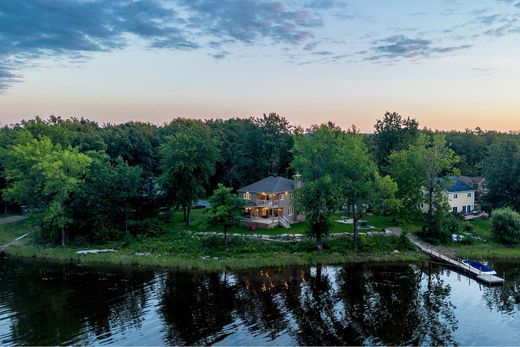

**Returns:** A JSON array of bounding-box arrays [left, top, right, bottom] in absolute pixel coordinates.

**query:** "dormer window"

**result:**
[[243, 192, 251, 200]]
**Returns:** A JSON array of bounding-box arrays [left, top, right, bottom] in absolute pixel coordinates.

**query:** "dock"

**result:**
[[408, 234, 505, 285]]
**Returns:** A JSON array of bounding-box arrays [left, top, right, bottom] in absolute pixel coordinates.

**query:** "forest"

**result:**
[[0, 112, 519, 248]]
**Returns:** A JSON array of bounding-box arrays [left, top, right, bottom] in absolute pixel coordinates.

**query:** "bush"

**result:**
[[491, 208, 520, 245], [463, 222, 474, 232], [128, 217, 166, 238]]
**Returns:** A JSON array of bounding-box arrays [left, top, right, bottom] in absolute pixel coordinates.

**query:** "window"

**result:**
[[453, 193, 458, 199], [467, 205, 471, 212], [288, 207, 294, 215], [452, 207, 458, 213], [243, 192, 250, 200], [279, 193, 284, 200], [467, 192, 472, 197]]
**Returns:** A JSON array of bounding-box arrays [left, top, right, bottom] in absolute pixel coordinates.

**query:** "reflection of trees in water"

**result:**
[[0, 259, 156, 346], [414, 264, 458, 346], [159, 271, 236, 345], [482, 264, 520, 314], [157, 263, 459, 345], [232, 268, 293, 340], [1, 259, 462, 345]]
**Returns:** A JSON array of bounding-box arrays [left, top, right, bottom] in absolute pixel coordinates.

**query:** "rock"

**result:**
[[393, 249, 400, 253], [201, 256, 210, 260], [135, 252, 151, 257]]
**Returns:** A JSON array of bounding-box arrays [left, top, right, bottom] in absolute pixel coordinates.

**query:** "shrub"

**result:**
[[128, 217, 166, 238], [491, 208, 520, 245], [463, 222, 474, 232]]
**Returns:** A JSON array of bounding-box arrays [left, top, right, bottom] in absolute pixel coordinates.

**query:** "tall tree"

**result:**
[[206, 184, 245, 245], [373, 112, 419, 170], [483, 137, 520, 212], [159, 120, 219, 226], [293, 123, 381, 251], [388, 133, 459, 236], [2, 137, 91, 244], [334, 132, 379, 251], [68, 153, 142, 242], [292, 123, 343, 250]]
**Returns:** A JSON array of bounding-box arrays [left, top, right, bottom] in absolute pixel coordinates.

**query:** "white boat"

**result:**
[[462, 259, 496, 275]]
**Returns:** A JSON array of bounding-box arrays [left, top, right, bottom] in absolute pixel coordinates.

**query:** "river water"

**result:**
[[0, 257, 519, 346]]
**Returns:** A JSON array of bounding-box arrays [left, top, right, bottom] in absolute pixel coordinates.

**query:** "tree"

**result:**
[[373, 112, 419, 170], [67, 153, 142, 242], [292, 123, 380, 251], [483, 137, 520, 212], [294, 177, 336, 250], [206, 184, 245, 245], [371, 172, 401, 217], [159, 120, 219, 226], [2, 137, 91, 244], [387, 133, 459, 237], [334, 132, 379, 251], [291, 123, 344, 250], [490, 207, 520, 245]]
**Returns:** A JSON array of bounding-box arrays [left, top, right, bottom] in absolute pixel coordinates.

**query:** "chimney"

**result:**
[[293, 173, 302, 189]]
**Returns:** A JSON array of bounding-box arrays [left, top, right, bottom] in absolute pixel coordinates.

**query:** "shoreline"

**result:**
[[2, 243, 427, 271], [3, 218, 520, 272]]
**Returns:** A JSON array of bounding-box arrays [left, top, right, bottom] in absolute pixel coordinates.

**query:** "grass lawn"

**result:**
[[468, 219, 492, 239], [0, 218, 35, 244], [2, 214, 422, 271], [168, 209, 398, 236]]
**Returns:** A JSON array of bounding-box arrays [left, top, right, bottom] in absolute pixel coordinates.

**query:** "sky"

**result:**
[[0, 0, 519, 132]]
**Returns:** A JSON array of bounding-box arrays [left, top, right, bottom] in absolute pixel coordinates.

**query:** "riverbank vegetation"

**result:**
[[2, 217, 421, 270], [0, 112, 519, 267]]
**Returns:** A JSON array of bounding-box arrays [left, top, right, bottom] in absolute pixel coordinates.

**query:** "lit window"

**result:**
[[243, 192, 250, 200]]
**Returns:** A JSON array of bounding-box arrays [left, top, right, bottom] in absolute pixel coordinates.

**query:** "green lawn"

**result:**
[[0, 218, 35, 244], [166, 209, 398, 236], [468, 219, 492, 239]]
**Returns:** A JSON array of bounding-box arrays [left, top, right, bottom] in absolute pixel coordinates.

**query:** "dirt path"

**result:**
[[0, 232, 30, 252], [0, 215, 27, 226], [0, 215, 30, 253]]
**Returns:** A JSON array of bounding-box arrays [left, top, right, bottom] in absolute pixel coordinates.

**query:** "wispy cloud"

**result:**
[[365, 35, 472, 62], [0, 0, 344, 90]]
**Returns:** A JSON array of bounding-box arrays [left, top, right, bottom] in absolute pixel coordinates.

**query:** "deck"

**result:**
[[408, 234, 505, 285]]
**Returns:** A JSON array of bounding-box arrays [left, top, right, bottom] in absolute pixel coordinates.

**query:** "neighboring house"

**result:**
[[458, 176, 485, 193], [458, 176, 486, 204], [420, 176, 476, 215], [237, 175, 305, 229]]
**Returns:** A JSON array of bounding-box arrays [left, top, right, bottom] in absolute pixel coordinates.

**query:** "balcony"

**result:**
[[256, 199, 279, 207]]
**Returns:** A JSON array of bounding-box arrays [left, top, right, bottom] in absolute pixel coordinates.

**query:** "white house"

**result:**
[[421, 176, 476, 214]]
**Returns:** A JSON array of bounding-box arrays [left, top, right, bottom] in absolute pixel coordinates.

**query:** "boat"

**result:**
[[461, 259, 496, 275]]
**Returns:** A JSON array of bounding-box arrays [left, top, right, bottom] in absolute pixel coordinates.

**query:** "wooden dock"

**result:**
[[408, 234, 505, 285]]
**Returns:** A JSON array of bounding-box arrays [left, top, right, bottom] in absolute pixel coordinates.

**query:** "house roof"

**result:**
[[458, 176, 485, 186], [443, 176, 476, 192], [237, 176, 296, 194]]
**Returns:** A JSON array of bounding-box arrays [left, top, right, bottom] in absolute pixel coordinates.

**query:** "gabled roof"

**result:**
[[443, 176, 476, 192], [237, 176, 296, 194], [458, 176, 485, 186]]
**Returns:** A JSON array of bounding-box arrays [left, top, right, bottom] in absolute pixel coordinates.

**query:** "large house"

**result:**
[[421, 176, 476, 214], [237, 175, 305, 229]]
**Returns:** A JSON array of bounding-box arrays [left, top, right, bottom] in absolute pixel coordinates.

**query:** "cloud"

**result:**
[[0, 0, 338, 90], [365, 35, 471, 62]]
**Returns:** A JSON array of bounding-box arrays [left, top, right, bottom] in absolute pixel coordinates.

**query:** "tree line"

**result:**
[[0, 112, 519, 247]]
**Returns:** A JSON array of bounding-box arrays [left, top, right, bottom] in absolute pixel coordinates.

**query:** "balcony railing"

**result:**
[[256, 199, 279, 207]]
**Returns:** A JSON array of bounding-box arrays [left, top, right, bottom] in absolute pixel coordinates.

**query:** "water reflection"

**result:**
[[0, 257, 519, 346]]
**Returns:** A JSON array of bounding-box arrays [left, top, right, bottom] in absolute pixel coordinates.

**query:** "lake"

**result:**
[[0, 256, 519, 346]]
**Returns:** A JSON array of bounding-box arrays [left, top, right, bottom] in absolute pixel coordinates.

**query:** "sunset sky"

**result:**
[[1, 0, 519, 132]]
